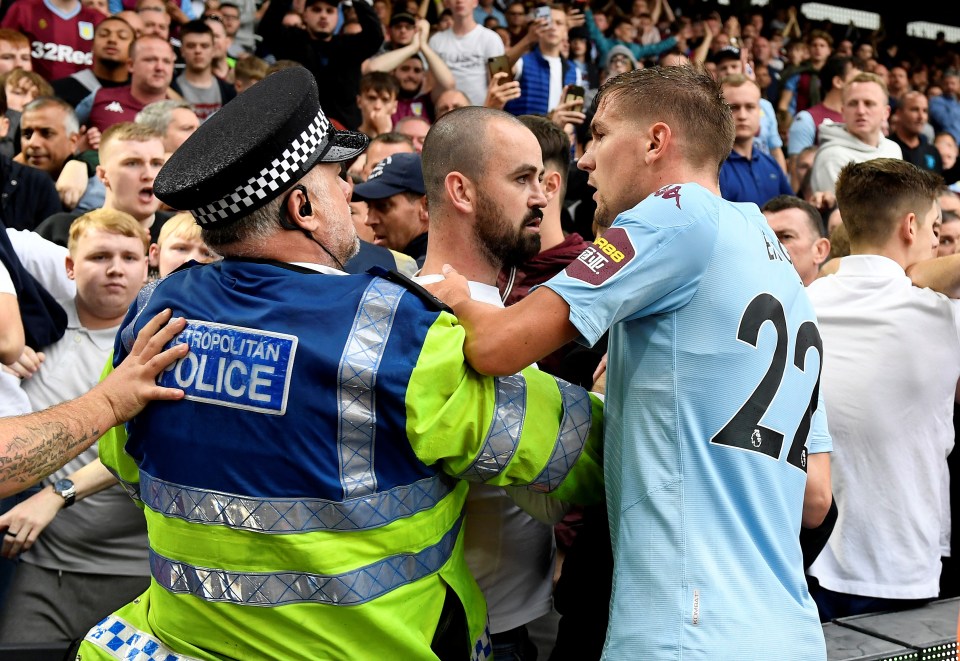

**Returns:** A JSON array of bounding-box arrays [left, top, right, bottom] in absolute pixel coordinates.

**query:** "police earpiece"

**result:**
[[294, 185, 313, 216]]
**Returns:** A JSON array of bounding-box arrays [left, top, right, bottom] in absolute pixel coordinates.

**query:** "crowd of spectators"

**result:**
[[0, 0, 958, 656]]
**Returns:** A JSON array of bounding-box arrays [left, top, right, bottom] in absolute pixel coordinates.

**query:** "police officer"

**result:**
[[78, 66, 603, 661]]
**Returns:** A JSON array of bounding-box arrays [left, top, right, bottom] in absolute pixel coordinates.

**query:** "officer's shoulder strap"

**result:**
[[368, 266, 453, 314]]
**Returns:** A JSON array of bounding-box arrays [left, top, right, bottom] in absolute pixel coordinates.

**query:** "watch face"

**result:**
[[54, 479, 74, 493]]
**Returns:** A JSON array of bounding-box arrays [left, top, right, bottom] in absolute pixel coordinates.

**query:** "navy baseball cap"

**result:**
[[353, 153, 426, 201]]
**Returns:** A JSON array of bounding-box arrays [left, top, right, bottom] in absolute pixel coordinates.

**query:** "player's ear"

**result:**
[[645, 121, 671, 164]]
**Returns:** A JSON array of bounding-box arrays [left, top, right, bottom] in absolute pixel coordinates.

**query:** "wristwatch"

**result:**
[[53, 479, 76, 508]]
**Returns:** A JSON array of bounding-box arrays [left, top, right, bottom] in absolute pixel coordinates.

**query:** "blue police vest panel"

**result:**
[[542, 184, 829, 660], [116, 260, 444, 504]]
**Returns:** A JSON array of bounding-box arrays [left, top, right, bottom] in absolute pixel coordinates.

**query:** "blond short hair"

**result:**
[[156, 212, 202, 246], [68, 208, 150, 255], [842, 71, 889, 100], [99, 122, 164, 161]]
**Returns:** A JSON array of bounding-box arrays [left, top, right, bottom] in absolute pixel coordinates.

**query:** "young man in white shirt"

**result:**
[[427, 0, 504, 105]]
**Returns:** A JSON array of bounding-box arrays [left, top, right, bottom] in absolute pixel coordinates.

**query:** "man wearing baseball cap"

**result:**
[[354, 152, 429, 265], [78, 66, 604, 660]]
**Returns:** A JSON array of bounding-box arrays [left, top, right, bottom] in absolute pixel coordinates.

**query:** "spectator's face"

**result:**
[[303, 2, 339, 37], [5, 78, 39, 112], [151, 235, 219, 277], [434, 90, 469, 118], [357, 88, 398, 122], [98, 138, 166, 220], [0, 41, 32, 74], [219, 6, 241, 37], [21, 106, 78, 176], [607, 54, 633, 76], [140, 9, 171, 41], [809, 38, 831, 64], [394, 57, 424, 94], [94, 19, 134, 65], [938, 220, 960, 257], [854, 43, 873, 61], [712, 33, 729, 51], [945, 76, 960, 98], [755, 66, 771, 90], [717, 58, 742, 79], [888, 67, 909, 94], [836, 40, 852, 57], [505, 4, 525, 28], [446, 0, 478, 19], [764, 208, 825, 285], [569, 37, 587, 58], [724, 82, 760, 144], [613, 21, 636, 44], [182, 32, 215, 72], [841, 81, 888, 143], [389, 20, 417, 46], [117, 10, 145, 37], [752, 37, 770, 62], [790, 149, 815, 192], [541, 9, 567, 49], [205, 19, 229, 57], [130, 39, 175, 94], [164, 107, 200, 153], [82, 0, 110, 15], [897, 94, 928, 137], [66, 229, 148, 322], [397, 118, 429, 152], [365, 192, 424, 250], [935, 133, 958, 170]]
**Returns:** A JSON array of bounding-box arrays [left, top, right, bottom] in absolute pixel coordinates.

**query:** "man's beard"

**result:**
[[594, 197, 615, 230], [474, 190, 542, 268]]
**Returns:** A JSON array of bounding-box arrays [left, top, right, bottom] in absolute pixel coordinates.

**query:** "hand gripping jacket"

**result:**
[[85, 260, 604, 661]]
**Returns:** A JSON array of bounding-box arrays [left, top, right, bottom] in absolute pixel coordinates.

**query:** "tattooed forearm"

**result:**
[[0, 419, 101, 496]]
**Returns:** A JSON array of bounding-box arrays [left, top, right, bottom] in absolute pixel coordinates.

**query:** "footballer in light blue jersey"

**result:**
[[541, 182, 830, 659]]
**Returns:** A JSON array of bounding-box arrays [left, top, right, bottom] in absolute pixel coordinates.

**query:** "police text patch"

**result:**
[[159, 321, 298, 415]]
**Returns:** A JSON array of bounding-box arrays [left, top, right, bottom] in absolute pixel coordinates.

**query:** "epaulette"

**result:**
[[368, 266, 453, 313]]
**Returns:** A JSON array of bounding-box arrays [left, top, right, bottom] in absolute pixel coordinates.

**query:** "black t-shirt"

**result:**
[[891, 134, 943, 174]]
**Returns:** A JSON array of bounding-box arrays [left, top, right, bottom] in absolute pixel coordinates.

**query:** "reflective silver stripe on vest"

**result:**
[[102, 462, 142, 503], [151, 517, 463, 606], [337, 279, 406, 499], [85, 614, 200, 660], [459, 374, 526, 482], [140, 471, 453, 532], [529, 379, 593, 492]]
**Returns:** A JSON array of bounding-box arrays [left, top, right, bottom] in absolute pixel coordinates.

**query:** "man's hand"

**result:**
[[566, 8, 585, 28], [0, 487, 63, 558], [549, 95, 586, 128], [56, 159, 90, 211], [3, 346, 45, 380], [809, 191, 836, 212], [484, 72, 521, 110], [416, 18, 431, 46], [95, 309, 189, 424], [423, 264, 472, 310]]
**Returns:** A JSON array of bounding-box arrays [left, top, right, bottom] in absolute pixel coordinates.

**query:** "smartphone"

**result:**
[[487, 55, 513, 83], [533, 5, 552, 24], [564, 85, 586, 105]]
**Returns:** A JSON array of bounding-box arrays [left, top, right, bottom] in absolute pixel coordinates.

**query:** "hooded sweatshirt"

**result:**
[[809, 122, 903, 194]]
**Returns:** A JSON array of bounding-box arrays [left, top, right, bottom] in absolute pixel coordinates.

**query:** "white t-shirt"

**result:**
[[807, 255, 960, 599], [428, 25, 505, 106], [0, 259, 30, 417], [6, 228, 75, 302], [414, 273, 557, 633]]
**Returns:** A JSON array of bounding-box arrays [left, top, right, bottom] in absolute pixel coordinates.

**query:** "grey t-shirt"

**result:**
[[175, 74, 224, 123]]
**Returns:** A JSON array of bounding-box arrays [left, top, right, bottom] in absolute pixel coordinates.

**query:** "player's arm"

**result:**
[[801, 452, 831, 528], [427, 267, 579, 376], [906, 253, 960, 299], [0, 310, 187, 498]]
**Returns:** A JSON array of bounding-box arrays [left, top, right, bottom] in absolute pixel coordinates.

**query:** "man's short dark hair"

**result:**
[[180, 19, 214, 40], [368, 131, 414, 148], [359, 71, 399, 98], [518, 114, 570, 195], [818, 56, 853, 93], [836, 159, 943, 245], [762, 195, 826, 238]]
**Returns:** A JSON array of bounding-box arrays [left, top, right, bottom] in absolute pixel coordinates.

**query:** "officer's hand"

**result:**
[[95, 309, 189, 425], [424, 265, 472, 310]]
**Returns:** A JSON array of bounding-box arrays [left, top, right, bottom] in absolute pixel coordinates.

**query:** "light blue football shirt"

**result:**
[[542, 183, 830, 660]]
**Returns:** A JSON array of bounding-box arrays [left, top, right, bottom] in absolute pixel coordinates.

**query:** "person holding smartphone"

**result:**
[[503, 6, 582, 117]]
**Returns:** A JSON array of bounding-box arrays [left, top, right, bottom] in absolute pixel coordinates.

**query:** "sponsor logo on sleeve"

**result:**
[[158, 321, 298, 415], [564, 227, 635, 286]]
